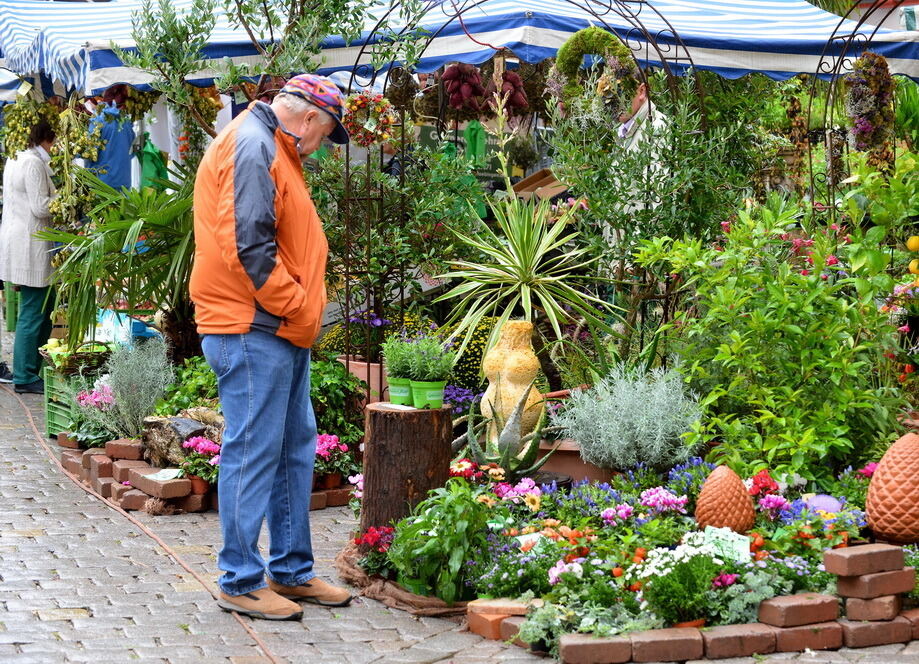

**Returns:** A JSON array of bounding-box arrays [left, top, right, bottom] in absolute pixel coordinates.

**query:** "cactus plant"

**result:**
[[453, 381, 563, 484]]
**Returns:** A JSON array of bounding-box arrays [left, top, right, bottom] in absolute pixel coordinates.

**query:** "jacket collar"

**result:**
[[250, 101, 301, 160]]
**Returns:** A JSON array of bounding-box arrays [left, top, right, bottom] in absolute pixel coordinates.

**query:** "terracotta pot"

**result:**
[[673, 618, 706, 628], [695, 466, 755, 534], [337, 355, 388, 403], [535, 439, 614, 484], [319, 472, 343, 490], [187, 475, 209, 495], [867, 432, 919, 543]]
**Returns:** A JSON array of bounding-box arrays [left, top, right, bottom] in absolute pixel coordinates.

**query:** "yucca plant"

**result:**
[[434, 95, 614, 360], [454, 382, 563, 484], [39, 165, 197, 358]]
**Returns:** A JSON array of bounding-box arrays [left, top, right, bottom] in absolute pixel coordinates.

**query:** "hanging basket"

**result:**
[[40, 341, 113, 376]]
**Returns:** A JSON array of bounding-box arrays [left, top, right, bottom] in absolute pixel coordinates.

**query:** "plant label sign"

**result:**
[[703, 526, 750, 562]]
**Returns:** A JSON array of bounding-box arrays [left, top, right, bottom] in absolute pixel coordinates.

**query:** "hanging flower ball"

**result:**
[[342, 91, 398, 148]]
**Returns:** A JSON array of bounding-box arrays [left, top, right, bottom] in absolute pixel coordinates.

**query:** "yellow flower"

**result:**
[[476, 495, 497, 507], [524, 493, 541, 512], [488, 467, 506, 481]]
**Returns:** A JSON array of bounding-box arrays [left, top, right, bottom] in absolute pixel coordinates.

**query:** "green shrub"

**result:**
[[440, 316, 496, 391], [315, 311, 432, 361], [310, 351, 365, 445], [636, 199, 904, 483], [156, 355, 218, 415]]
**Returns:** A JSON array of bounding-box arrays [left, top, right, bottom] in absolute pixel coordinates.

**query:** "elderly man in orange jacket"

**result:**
[[190, 74, 351, 620]]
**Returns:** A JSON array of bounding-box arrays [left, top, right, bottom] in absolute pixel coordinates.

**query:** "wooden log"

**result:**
[[359, 403, 453, 533]]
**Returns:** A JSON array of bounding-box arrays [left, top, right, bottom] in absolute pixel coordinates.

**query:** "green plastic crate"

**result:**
[[4, 284, 18, 332], [42, 366, 77, 439]]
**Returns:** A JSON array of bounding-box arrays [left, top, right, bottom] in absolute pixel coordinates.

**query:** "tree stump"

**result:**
[[359, 403, 452, 533]]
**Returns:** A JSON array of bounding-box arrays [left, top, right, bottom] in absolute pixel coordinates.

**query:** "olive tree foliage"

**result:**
[[117, 0, 429, 137]]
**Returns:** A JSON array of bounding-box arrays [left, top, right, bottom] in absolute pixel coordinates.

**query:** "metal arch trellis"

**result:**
[[806, 0, 910, 223], [338, 0, 701, 401]]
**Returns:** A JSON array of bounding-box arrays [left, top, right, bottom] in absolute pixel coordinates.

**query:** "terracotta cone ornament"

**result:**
[[867, 433, 919, 543], [695, 466, 755, 534]]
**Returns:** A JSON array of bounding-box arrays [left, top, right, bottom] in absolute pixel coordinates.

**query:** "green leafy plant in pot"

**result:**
[[381, 335, 414, 405], [406, 335, 456, 409]]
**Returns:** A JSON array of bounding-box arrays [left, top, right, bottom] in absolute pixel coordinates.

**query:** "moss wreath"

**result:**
[[555, 26, 637, 103]]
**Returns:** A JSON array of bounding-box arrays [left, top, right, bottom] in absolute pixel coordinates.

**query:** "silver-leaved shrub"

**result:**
[[553, 365, 700, 470]]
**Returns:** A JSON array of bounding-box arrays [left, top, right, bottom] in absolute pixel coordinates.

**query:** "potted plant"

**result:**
[[406, 335, 455, 409], [179, 435, 221, 494], [314, 433, 359, 490], [381, 335, 414, 405]]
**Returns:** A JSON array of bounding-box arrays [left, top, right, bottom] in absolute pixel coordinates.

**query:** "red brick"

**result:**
[[112, 459, 149, 483], [91, 476, 115, 498], [88, 454, 112, 481], [81, 448, 107, 469], [105, 438, 143, 460], [702, 623, 776, 659], [630, 628, 703, 663], [500, 616, 527, 648], [467, 612, 506, 640], [111, 483, 133, 502], [324, 487, 353, 507], [57, 432, 79, 449], [62, 456, 82, 477], [60, 449, 82, 465], [824, 544, 905, 577], [774, 621, 843, 652], [171, 493, 209, 513], [560, 633, 631, 664], [117, 489, 150, 511], [846, 595, 901, 621], [758, 594, 839, 627], [309, 491, 327, 511], [839, 616, 912, 648], [837, 568, 916, 599], [468, 598, 542, 616], [901, 608, 919, 639], [128, 468, 190, 499]]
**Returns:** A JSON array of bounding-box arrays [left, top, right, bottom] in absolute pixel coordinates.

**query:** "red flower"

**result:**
[[748, 469, 779, 496]]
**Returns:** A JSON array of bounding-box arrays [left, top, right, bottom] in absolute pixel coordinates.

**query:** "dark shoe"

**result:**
[[0, 363, 12, 383], [14, 379, 43, 394], [268, 577, 353, 607], [216, 588, 303, 620]]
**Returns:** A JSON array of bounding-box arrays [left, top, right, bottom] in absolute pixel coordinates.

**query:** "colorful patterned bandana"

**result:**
[[280, 74, 349, 144]]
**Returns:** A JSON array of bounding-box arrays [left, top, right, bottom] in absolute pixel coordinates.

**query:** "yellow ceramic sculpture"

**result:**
[[480, 321, 543, 443]]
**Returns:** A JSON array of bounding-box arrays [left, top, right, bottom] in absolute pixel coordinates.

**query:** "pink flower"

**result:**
[[857, 462, 878, 478], [209, 455, 221, 466], [899, 324, 910, 333], [121, 481, 131, 486], [758, 494, 790, 519], [712, 573, 739, 589], [801, 270, 810, 276], [639, 487, 687, 514], [720, 220, 731, 233], [826, 255, 839, 266]]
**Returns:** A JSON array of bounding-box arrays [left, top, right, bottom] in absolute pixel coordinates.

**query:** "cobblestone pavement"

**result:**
[[3, 387, 919, 664]]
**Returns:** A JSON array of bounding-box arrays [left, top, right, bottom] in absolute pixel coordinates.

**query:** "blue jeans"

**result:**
[[201, 331, 317, 596]]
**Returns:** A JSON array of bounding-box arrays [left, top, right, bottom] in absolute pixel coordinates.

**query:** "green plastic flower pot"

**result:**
[[410, 380, 447, 409], [387, 376, 412, 405]]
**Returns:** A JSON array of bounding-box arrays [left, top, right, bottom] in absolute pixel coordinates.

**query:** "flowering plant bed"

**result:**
[[345, 457, 890, 658]]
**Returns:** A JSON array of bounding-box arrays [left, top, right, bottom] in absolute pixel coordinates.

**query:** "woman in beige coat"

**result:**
[[0, 120, 56, 393]]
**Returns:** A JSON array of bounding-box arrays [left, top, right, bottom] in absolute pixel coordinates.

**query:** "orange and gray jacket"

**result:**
[[190, 101, 328, 348]]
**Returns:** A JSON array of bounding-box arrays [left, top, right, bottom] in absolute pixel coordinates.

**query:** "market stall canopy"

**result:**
[[0, 0, 918, 95]]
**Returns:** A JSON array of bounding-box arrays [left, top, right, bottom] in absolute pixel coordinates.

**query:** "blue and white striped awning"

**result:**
[[0, 0, 918, 95]]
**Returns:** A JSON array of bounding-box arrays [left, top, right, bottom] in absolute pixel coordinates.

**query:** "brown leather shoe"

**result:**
[[268, 576, 353, 607], [217, 587, 303, 620]]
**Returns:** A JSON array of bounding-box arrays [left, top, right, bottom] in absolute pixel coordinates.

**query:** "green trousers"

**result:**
[[13, 285, 52, 385]]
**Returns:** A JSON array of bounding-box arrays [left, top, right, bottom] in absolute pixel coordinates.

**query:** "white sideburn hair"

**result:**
[[273, 92, 334, 126]]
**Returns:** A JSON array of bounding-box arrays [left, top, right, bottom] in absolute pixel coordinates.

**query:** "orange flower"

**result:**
[[520, 539, 537, 553]]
